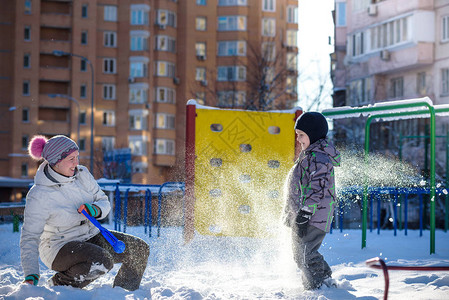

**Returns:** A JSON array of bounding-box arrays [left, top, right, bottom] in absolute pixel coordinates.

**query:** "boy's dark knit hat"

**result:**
[[294, 112, 328, 144]]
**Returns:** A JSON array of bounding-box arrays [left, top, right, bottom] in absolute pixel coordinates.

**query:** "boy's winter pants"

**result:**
[[50, 230, 149, 291], [291, 224, 332, 290]]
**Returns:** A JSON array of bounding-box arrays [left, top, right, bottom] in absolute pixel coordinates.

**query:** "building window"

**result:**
[[103, 58, 116, 74], [155, 35, 176, 52], [156, 87, 175, 103], [262, 18, 275, 37], [286, 76, 296, 95], [349, 32, 364, 57], [103, 84, 116, 100], [217, 91, 246, 107], [416, 72, 426, 95], [286, 30, 297, 47], [442, 68, 449, 95], [196, 92, 205, 105], [262, 0, 275, 12], [131, 31, 150, 51], [81, 31, 88, 45], [156, 61, 176, 77], [196, 17, 207, 31], [130, 4, 150, 25], [336, 1, 346, 27], [102, 110, 115, 126], [80, 84, 87, 98], [79, 111, 86, 124], [261, 42, 275, 61], [22, 108, 29, 122], [24, 26, 31, 41], [22, 135, 29, 149], [81, 60, 87, 72], [132, 162, 147, 173], [349, 78, 371, 105], [25, 0, 32, 14], [195, 42, 206, 57], [23, 53, 31, 68], [104, 31, 117, 47], [155, 113, 175, 129], [21, 163, 28, 177], [217, 66, 246, 81], [195, 68, 206, 81], [104, 6, 117, 22], [367, 16, 410, 52], [79, 138, 86, 151], [23, 80, 30, 96], [287, 6, 298, 24], [218, 0, 247, 6], [130, 57, 149, 78], [352, 0, 371, 12], [81, 4, 88, 18], [218, 16, 246, 31], [129, 136, 147, 156], [129, 83, 149, 104], [196, 0, 207, 5], [129, 110, 148, 130], [443, 15, 449, 42], [102, 136, 115, 151], [154, 139, 175, 155], [390, 77, 404, 98], [217, 40, 246, 56], [157, 10, 177, 27], [287, 53, 297, 71]]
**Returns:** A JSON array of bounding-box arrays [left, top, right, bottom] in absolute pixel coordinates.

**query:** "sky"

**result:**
[[297, 0, 335, 112]]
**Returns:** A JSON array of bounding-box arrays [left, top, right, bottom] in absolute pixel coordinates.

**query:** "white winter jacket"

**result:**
[[20, 162, 110, 277]]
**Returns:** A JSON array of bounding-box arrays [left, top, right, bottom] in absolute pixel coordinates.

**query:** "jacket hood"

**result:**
[[306, 138, 341, 167], [34, 161, 78, 187]]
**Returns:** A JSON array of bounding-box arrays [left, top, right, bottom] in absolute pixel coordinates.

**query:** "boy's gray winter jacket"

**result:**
[[283, 138, 340, 233], [20, 162, 110, 277]]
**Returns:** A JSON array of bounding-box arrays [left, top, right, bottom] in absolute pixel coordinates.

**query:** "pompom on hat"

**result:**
[[294, 112, 329, 145], [28, 135, 79, 166]]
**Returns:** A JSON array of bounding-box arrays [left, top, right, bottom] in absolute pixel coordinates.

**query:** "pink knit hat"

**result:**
[[28, 135, 79, 166]]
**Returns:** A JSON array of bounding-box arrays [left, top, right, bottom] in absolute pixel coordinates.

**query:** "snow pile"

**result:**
[[1, 223, 449, 299]]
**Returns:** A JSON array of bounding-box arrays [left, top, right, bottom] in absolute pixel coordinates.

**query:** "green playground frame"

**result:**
[[322, 97, 449, 254]]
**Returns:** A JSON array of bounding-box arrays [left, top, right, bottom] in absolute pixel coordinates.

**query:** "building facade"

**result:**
[[0, 0, 298, 202], [331, 0, 449, 173]]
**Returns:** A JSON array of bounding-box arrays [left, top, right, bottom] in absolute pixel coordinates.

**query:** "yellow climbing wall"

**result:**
[[194, 108, 298, 237]]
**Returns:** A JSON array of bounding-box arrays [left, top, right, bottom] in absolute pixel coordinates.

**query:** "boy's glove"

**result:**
[[295, 209, 313, 238], [24, 274, 40, 285], [78, 203, 101, 218]]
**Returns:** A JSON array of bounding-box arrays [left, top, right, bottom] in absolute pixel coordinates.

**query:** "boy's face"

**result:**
[[295, 129, 310, 151]]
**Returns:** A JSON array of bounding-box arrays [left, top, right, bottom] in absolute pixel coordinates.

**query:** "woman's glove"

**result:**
[[78, 203, 101, 218], [24, 274, 40, 285], [295, 209, 313, 238]]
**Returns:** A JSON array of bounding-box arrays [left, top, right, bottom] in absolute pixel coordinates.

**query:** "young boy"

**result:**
[[283, 112, 340, 290]]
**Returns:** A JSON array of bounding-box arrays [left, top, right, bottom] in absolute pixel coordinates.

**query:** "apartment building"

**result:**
[[331, 0, 449, 168], [0, 0, 298, 202]]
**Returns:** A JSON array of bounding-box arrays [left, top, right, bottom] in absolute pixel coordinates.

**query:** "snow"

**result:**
[[187, 99, 303, 114], [1, 223, 449, 299]]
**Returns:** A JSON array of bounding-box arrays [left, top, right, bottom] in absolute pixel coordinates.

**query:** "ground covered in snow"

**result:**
[[1, 223, 448, 299]]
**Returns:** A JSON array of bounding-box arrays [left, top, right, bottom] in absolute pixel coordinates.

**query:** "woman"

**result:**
[[20, 135, 149, 290]]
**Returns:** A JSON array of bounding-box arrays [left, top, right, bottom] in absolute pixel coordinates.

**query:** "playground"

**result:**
[[1, 98, 449, 299]]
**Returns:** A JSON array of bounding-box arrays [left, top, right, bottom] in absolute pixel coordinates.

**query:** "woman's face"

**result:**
[[53, 150, 79, 177], [295, 129, 310, 152]]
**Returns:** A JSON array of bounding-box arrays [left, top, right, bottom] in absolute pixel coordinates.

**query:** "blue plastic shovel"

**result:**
[[81, 209, 126, 253]]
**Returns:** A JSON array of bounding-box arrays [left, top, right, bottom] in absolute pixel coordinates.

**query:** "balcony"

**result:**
[[153, 155, 176, 167], [368, 42, 433, 76], [39, 66, 70, 82], [40, 13, 71, 29]]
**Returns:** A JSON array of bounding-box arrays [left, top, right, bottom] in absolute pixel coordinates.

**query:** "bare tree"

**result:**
[[189, 38, 298, 111]]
